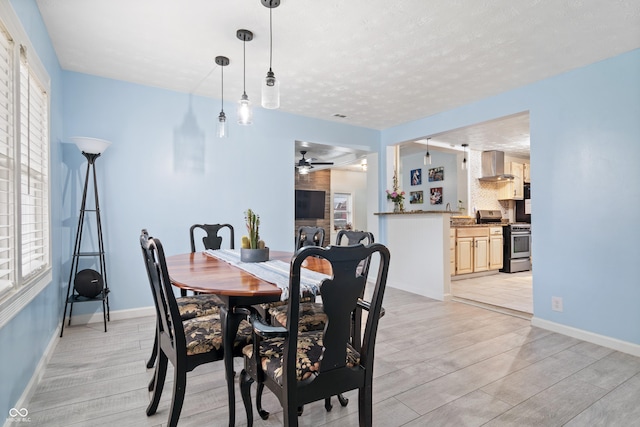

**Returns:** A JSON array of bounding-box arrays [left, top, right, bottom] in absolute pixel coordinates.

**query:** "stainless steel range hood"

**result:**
[[478, 150, 514, 181]]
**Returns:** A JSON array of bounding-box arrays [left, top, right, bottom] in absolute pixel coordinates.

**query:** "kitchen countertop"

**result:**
[[451, 223, 507, 228], [374, 210, 462, 216]]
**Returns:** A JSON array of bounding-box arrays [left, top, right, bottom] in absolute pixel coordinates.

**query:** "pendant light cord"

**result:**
[[243, 38, 247, 96], [220, 64, 224, 113], [269, 7, 273, 71]]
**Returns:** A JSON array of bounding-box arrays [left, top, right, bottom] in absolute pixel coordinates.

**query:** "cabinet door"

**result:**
[[450, 229, 456, 276], [456, 237, 473, 275], [489, 235, 503, 270], [523, 163, 530, 183], [512, 162, 524, 200], [474, 236, 489, 272]]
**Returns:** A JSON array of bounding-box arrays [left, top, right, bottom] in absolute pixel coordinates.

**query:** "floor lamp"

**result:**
[[60, 137, 112, 337]]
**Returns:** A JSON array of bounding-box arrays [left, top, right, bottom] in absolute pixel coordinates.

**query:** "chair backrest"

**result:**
[[189, 223, 235, 252], [336, 230, 374, 246], [140, 230, 186, 360], [296, 226, 325, 250], [283, 243, 390, 390], [336, 230, 375, 278]]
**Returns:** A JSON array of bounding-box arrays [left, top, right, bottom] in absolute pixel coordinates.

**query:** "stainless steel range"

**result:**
[[501, 223, 531, 273]]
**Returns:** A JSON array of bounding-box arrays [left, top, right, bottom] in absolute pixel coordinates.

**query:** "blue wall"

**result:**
[[1, 0, 64, 418], [381, 49, 640, 345], [61, 72, 380, 314], [2, 0, 639, 417]]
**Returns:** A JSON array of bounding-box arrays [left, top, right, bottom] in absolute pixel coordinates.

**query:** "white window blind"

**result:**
[[19, 48, 49, 280], [0, 25, 14, 297]]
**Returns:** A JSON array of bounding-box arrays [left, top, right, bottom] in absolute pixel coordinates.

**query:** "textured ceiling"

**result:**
[[36, 0, 640, 132]]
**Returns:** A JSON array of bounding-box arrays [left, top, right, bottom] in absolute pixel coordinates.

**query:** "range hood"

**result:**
[[478, 150, 514, 181]]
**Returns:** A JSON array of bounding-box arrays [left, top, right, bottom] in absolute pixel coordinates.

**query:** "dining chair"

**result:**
[[296, 226, 325, 249], [189, 223, 235, 253], [238, 243, 390, 426], [144, 227, 224, 369], [265, 231, 376, 411], [140, 230, 252, 427]]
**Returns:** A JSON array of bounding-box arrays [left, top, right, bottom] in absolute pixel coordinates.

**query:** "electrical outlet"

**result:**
[[551, 296, 563, 312]]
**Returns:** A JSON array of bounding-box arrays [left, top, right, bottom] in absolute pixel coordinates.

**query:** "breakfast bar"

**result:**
[[375, 210, 454, 301]]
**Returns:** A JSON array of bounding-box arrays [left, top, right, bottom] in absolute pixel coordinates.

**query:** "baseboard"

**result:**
[[6, 324, 61, 427], [531, 317, 640, 357], [67, 305, 155, 325]]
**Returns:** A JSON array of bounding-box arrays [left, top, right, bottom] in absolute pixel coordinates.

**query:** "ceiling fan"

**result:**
[[296, 150, 333, 174]]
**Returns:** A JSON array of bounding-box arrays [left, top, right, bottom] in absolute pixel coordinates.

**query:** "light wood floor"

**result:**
[[452, 271, 533, 316], [21, 286, 640, 426]]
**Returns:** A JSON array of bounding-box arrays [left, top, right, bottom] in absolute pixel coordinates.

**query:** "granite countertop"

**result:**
[[374, 210, 463, 216], [451, 223, 507, 228]]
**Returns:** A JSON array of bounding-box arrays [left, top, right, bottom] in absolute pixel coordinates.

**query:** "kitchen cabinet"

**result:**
[[450, 228, 456, 275], [523, 162, 531, 183], [455, 227, 490, 275], [489, 227, 503, 270], [498, 162, 524, 200]]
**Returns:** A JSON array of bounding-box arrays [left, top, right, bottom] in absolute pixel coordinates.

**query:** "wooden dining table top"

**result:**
[[165, 250, 332, 297]]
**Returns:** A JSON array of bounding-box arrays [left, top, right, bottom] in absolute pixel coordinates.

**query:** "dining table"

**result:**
[[165, 250, 331, 427]]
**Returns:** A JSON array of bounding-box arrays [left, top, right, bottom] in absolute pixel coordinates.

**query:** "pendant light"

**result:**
[[237, 29, 253, 125], [261, 0, 280, 109], [461, 143, 469, 170], [424, 137, 432, 165], [215, 56, 229, 138]]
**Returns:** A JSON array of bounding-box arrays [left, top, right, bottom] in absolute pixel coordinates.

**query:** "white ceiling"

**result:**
[[36, 0, 640, 162]]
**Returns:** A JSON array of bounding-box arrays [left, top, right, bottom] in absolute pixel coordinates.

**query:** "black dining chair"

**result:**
[[238, 243, 390, 426], [296, 226, 325, 249], [144, 226, 224, 370], [139, 230, 252, 427], [189, 223, 235, 253]]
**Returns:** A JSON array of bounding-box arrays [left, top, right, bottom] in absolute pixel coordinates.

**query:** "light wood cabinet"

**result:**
[[489, 227, 503, 270], [523, 162, 531, 183], [498, 162, 524, 200], [450, 228, 456, 276], [455, 227, 490, 275]]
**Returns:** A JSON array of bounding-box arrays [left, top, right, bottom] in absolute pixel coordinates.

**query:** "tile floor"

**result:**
[[20, 285, 640, 426], [451, 271, 533, 315]]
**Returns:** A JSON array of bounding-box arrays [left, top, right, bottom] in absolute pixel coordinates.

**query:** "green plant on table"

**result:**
[[242, 208, 266, 249]]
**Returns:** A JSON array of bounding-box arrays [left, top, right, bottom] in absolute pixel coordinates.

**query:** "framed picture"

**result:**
[[428, 166, 444, 182], [410, 168, 422, 186], [409, 191, 423, 204], [430, 187, 443, 205]]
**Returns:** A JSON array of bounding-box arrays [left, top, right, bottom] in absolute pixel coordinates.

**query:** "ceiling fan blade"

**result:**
[[310, 161, 334, 165]]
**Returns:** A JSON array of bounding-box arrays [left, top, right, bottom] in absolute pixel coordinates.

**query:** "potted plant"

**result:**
[[240, 208, 269, 262]]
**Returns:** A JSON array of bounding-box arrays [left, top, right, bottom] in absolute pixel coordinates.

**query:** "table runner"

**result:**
[[204, 249, 330, 300]]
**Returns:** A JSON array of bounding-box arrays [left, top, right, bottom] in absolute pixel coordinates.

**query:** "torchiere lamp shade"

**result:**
[[70, 137, 112, 154]]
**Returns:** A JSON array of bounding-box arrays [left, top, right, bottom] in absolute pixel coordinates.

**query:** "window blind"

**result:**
[[19, 51, 49, 280], [0, 25, 14, 296]]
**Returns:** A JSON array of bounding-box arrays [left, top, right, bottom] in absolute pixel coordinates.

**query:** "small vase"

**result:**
[[393, 202, 400, 213]]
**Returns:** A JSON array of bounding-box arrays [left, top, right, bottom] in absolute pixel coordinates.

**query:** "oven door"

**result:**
[[510, 232, 531, 259]]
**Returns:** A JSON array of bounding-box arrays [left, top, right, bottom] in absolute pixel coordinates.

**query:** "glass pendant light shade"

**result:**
[[215, 55, 229, 138], [236, 29, 253, 125], [262, 69, 280, 109], [424, 138, 432, 165], [461, 143, 469, 170], [261, 0, 281, 109], [217, 111, 228, 138], [424, 151, 431, 165], [237, 93, 253, 125]]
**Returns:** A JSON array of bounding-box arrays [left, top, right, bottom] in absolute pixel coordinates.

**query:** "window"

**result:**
[[0, 5, 51, 322], [333, 192, 352, 230]]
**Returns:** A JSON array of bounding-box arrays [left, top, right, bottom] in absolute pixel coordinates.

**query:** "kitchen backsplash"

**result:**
[[469, 150, 509, 217]]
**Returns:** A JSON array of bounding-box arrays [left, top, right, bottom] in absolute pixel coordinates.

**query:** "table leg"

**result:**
[[221, 305, 243, 427]]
